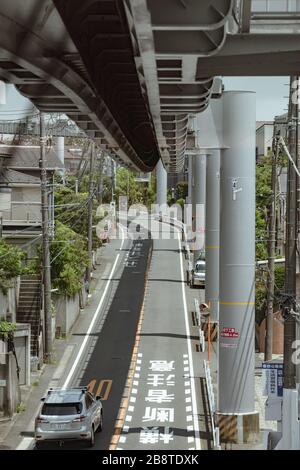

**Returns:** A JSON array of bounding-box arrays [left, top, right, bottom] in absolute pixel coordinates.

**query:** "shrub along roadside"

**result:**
[[0, 240, 26, 294], [50, 222, 89, 297]]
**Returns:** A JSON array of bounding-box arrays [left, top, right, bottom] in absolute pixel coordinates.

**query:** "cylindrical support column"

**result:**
[[192, 152, 206, 261], [218, 91, 256, 418], [205, 149, 220, 323], [156, 159, 167, 209], [187, 156, 193, 204], [55, 136, 65, 175]]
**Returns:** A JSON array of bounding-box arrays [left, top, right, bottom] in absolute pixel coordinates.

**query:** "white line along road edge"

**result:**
[[177, 229, 201, 451], [63, 224, 126, 388], [16, 225, 126, 450]]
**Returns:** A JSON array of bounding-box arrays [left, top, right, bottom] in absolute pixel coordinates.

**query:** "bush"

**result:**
[[0, 240, 26, 293], [50, 222, 89, 296]]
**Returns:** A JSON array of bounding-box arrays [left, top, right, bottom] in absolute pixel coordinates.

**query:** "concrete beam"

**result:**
[[196, 33, 300, 77]]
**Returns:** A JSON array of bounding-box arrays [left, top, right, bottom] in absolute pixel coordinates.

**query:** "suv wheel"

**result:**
[[88, 426, 95, 447]]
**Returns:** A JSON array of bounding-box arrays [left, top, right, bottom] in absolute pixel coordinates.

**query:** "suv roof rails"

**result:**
[[47, 386, 88, 394]]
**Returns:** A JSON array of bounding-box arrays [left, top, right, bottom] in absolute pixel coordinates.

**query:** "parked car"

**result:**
[[35, 387, 103, 448], [190, 259, 206, 288]]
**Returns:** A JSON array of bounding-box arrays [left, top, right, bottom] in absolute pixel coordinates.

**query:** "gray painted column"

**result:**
[[55, 136, 65, 176], [55, 136, 64, 165], [187, 156, 193, 204], [219, 91, 256, 415], [205, 149, 220, 323], [156, 159, 167, 208], [192, 152, 206, 261]]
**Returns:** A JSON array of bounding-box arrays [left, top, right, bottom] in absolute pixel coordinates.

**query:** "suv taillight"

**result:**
[[73, 415, 86, 422], [36, 417, 49, 424]]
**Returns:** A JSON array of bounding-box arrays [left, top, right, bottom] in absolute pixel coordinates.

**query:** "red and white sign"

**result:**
[[221, 327, 239, 339]]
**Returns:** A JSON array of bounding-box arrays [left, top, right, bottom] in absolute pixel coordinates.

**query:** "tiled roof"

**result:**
[[0, 145, 63, 170], [0, 169, 40, 184]]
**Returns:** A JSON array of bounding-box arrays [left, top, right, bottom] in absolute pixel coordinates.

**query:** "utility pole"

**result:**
[[111, 157, 115, 202], [283, 76, 298, 389], [97, 152, 104, 205], [86, 141, 95, 286], [265, 129, 279, 361], [40, 112, 52, 362]]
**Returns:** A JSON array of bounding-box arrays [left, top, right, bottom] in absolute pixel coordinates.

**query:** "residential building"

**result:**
[[0, 145, 63, 254]]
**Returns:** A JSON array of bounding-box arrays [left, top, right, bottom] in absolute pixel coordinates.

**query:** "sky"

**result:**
[[223, 76, 289, 121], [0, 77, 290, 122]]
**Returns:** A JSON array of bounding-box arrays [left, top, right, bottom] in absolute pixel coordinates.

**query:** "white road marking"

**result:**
[[119, 436, 127, 443], [50, 345, 75, 383], [177, 231, 201, 450], [128, 406, 135, 412], [131, 388, 138, 394], [133, 381, 139, 386], [134, 373, 140, 379], [62, 226, 126, 389], [16, 229, 126, 451], [16, 438, 33, 450], [125, 415, 132, 422], [130, 396, 137, 403]]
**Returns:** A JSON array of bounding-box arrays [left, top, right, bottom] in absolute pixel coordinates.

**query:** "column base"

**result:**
[[216, 412, 260, 444]]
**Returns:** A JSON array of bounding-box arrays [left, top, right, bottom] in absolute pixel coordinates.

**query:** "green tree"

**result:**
[[50, 222, 89, 296], [55, 186, 101, 249], [176, 181, 188, 200], [0, 240, 26, 293], [115, 168, 144, 206]]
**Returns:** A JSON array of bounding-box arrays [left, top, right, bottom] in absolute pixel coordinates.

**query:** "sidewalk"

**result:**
[[0, 239, 121, 450]]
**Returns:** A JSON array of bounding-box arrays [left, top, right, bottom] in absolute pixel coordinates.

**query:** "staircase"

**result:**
[[16, 275, 42, 357]]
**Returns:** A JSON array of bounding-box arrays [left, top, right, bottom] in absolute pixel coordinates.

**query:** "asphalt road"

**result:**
[[117, 220, 202, 450], [38, 221, 152, 450]]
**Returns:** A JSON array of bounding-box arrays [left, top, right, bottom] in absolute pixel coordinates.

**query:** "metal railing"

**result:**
[[204, 359, 221, 450], [194, 298, 205, 352]]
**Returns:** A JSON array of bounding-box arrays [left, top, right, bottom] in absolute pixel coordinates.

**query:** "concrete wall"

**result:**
[[0, 277, 20, 323], [256, 124, 273, 159], [53, 292, 81, 337], [1, 186, 41, 223], [259, 312, 284, 355], [0, 352, 21, 416]]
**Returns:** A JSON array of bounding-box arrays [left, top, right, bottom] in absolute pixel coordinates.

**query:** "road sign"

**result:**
[[262, 362, 283, 398]]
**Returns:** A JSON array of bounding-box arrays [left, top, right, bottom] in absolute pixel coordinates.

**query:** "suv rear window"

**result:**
[[42, 403, 82, 416]]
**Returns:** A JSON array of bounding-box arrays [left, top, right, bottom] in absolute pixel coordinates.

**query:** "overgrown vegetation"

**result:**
[[0, 240, 26, 293], [0, 320, 16, 337], [55, 186, 101, 249], [50, 221, 89, 297], [255, 152, 287, 325]]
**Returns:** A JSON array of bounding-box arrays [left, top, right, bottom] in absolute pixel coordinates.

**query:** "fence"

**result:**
[[204, 359, 221, 450]]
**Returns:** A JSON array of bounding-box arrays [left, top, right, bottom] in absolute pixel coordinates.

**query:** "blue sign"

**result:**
[[262, 362, 283, 397]]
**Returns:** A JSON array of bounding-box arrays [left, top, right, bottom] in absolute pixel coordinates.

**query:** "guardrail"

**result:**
[[194, 298, 205, 352], [203, 359, 221, 450]]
